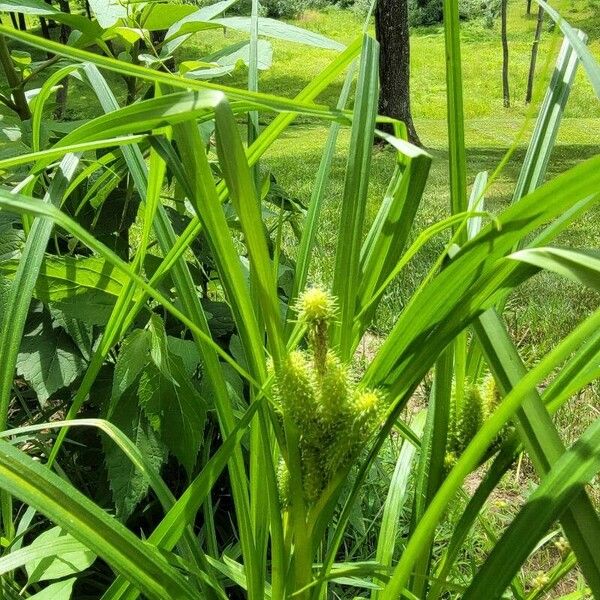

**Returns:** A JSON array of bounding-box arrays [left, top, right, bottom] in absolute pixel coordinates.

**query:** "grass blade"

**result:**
[[473, 309, 600, 595], [0, 441, 197, 600], [331, 35, 379, 359], [463, 417, 600, 598]]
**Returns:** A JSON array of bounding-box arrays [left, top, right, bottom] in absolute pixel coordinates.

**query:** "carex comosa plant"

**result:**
[[0, 0, 598, 597]]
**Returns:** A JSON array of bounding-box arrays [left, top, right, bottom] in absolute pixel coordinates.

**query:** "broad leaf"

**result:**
[[214, 17, 345, 50], [0, 0, 56, 15], [0, 213, 24, 262], [29, 578, 76, 600], [138, 358, 206, 476], [16, 308, 86, 405], [87, 0, 126, 29], [104, 387, 167, 520], [0, 255, 138, 325], [26, 527, 95, 583], [110, 329, 151, 413]]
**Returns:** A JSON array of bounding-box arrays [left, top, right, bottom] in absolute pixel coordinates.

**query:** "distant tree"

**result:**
[[375, 0, 421, 145], [526, 5, 544, 103], [501, 0, 510, 107]]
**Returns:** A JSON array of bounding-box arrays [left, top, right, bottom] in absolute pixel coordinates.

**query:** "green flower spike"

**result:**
[[277, 350, 318, 435], [274, 288, 386, 506], [318, 352, 351, 427], [296, 286, 336, 375], [455, 384, 485, 452]]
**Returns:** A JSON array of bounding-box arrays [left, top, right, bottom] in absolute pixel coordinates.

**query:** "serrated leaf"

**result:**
[[104, 386, 167, 520], [0, 213, 24, 262], [0, 255, 142, 326], [29, 578, 76, 600], [26, 527, 95, 583], [0, 254, 135, 304], [48, 291, 122, 326], [138, 358, 206, 476], [110, 329, 151, 413], [148, 313, 174, 383], [49, 305, 94, 361], [16, 308, 86, 405], [167, 336, 202, 377]]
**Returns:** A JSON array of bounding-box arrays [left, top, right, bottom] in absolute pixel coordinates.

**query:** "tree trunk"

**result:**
[[525, 6, 544, 103], [501, 0, 510, 107], [526, 0, 531, 15], [375, 0, 421, 146]]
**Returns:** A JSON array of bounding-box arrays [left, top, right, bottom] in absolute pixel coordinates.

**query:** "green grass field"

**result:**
[[177, 2, 600, 358], [180, 3, 600, 483]]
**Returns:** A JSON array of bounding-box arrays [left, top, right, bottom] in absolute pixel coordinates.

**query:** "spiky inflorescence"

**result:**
[[317, 352, 351, 429], [326, 387, 384, 474], [276, 459, 291, 509], [531, 571, 550, 590], [301, 444, 326, 503], [481, 374, 513, 452], [296, 286, 336, 375], [274, 288, 385, 507], [446, 375, 513, 474], [455, 384, 485, 452], [275, 350, 319, 438], [296, 286, 337, 324]]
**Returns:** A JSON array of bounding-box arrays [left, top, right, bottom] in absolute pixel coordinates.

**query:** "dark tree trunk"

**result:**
[[501, 0, 510, 107], [526, 0, 531, 15], [525, 6, 544, 103], [375, 0, 421, 146]]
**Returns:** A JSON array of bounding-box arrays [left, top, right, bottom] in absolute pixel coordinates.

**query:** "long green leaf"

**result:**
[[512, 32, 586, 203], [510, 247, 600, 291], [331, 35, 379, 359], [443, 0, 467, 232], [0, 441, 196, 600], [381, 307, 600, 597], [536, 0, 600, 98], [463, 417, 600, 598]]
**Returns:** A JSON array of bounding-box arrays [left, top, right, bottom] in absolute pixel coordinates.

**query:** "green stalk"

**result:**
[[382, 308, 600, 597]]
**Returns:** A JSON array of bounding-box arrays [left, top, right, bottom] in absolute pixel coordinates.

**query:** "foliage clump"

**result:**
[[273, 287, 385, 505], [445, 375, 512, 470]]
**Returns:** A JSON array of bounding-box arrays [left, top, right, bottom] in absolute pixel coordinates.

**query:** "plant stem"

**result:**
[[0, 33, 31, 120], [293, 511, 313, 599]]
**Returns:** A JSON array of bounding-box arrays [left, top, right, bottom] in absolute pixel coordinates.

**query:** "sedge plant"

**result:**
[[0, 0, 598, 598]]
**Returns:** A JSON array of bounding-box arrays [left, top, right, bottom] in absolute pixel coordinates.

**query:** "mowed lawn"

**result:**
[[182, 2, 600, 449], [181, 1, 599, 352]]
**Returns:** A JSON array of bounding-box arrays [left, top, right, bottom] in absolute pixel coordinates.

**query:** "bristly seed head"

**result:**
[[274, 288, 386, 507], [296, 286, 337, 324]]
